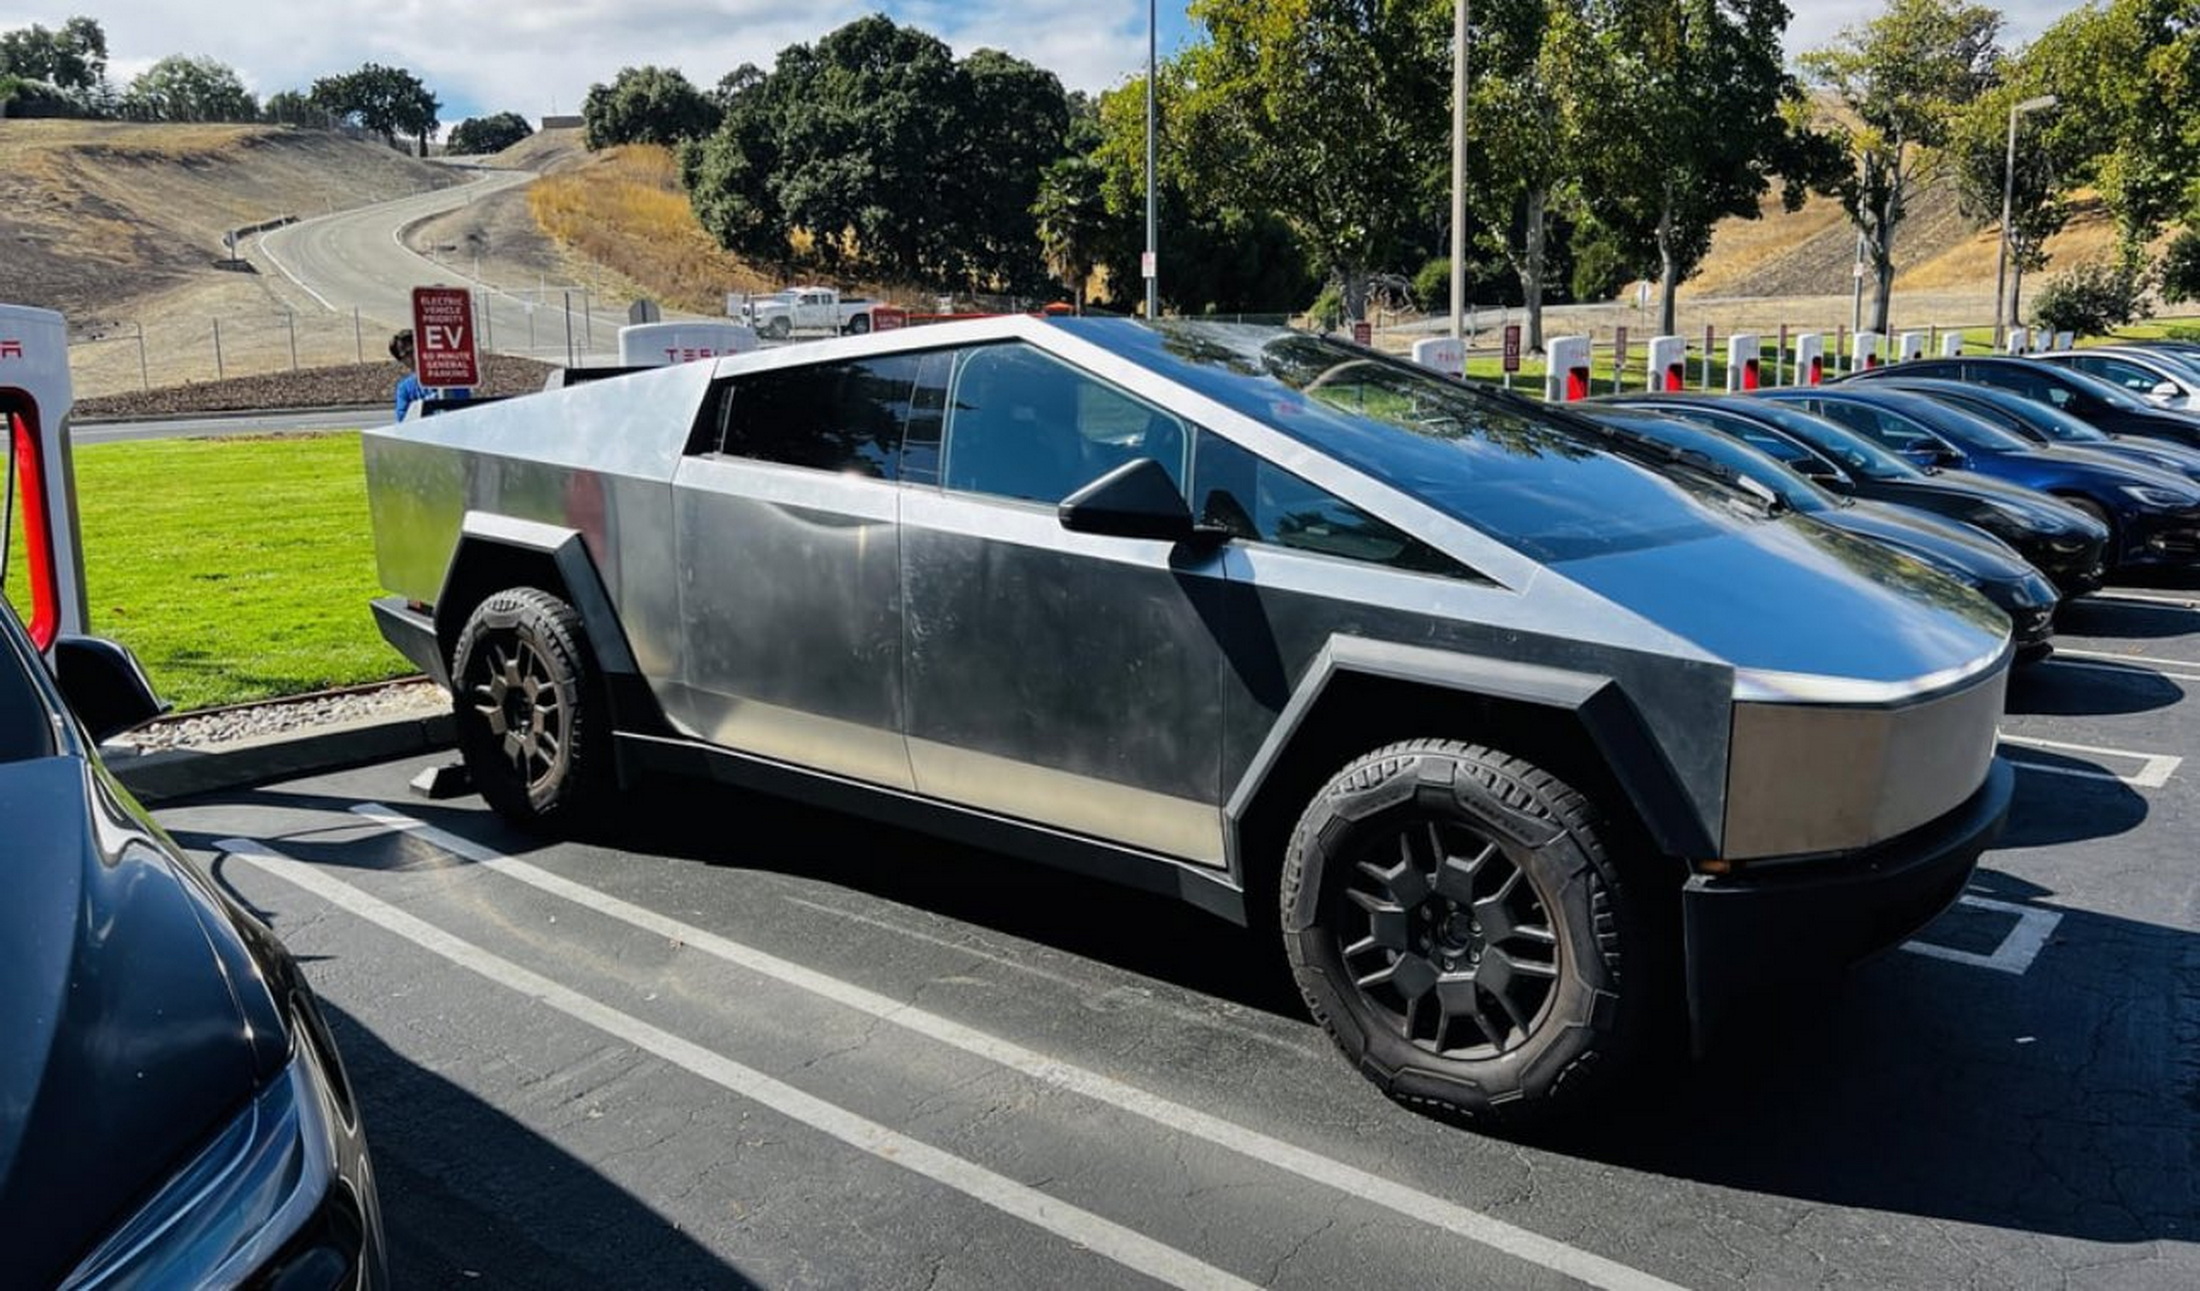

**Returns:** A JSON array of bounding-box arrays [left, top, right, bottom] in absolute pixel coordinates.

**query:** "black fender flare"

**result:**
[[429, 515, 666, 739], [1221, 636, 1718, 883]]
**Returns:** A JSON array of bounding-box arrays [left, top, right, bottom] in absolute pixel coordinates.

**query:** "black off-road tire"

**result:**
[[764, 316, 791, 341], [450, 588, 612, 832], [846, 313, 872, 335], [1280, 740, 1653, 1125]]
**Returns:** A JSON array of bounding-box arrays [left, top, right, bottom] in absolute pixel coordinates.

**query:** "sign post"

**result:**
[[1501, 324, 1521, 391], [410, 286, 480, 391]]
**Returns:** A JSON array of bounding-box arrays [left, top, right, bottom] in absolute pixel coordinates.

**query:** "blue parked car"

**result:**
[[1576, 406, 2059, 659], [1866, 376, 2200, 484], [1590, 392, 2109, 596], [1759, 385, 2200, 575]]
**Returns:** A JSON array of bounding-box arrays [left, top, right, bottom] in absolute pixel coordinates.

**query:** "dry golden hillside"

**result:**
[[0, 120, 462, 317], [524, 143, 779, 313]]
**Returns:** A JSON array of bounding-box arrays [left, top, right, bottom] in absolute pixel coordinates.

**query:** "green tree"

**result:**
[[1464, 0, 1581, 350], [1800, 0, 2003, 334], [583, 66, 719, 150], [123, 55, 257, 122], [1032, 104, 1113, 307], [0, 16, 106, 92], [2002, 0, 2200, 254], [447, 111, 533, 155], [261, 89, 330, 128], [1565, 0, 1836, 335], [1172, 0, 1449, 325], [2160, 228, 2200, 304], [686, 15, 1069, 290], [311, 63, 440, 155], [2032, 258, 2153, 336]]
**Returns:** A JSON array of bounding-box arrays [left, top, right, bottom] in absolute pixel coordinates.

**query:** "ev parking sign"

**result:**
[[411, 286, 480, 388]]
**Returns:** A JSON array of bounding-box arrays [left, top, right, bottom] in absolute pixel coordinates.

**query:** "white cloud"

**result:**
[[8, 1, 2086, 126]]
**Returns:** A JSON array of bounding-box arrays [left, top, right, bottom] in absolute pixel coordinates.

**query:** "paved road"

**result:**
[[156, 589, 2200, 1289], [254, 166, 635, 366], [72, 407, 386, 443]]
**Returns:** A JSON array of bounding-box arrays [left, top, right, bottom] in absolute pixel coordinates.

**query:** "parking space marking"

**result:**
[[348, 804, 1686, 1291], [1901, 895, 2062, 975], [2084, 590, 2200, 609], [2040, 657, 2200, 684], [221, 837, 1260, 1291], [1997, 733, 2183, 788], [2055, 645, 2200, 674]]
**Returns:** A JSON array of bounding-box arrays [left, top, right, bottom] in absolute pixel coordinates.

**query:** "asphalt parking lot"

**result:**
[[156, 587, 2200, 1290]]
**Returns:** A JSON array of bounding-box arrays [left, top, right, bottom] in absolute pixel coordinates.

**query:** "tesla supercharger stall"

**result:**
[[0, 303, 88, 653], [1725, 333, 1763, 391], [1898, 331, 1927, 363], [1792, 332, 1826, 385], [2006, 326, 2030, 355], [1943, 333, 1965, 357], [1410, 336, 1465, 379], [1647, 335, 1688, 392], [1543, 335, 1591, 402], [1852, 331, 1884, 373]]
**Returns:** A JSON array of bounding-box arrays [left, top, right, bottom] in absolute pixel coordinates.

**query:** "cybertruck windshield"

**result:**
[[1096, 321, 1756, 564]]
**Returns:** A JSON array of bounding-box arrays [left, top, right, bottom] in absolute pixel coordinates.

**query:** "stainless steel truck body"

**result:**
[[364, 316, 2013, 1121]]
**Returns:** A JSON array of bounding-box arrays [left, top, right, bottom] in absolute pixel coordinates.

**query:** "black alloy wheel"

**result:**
[[450, 587, 609, 830], [1282, 740, 1655, 1123]]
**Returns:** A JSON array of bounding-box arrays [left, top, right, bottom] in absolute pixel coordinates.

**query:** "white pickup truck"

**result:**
[[742, 287, 883, 340]]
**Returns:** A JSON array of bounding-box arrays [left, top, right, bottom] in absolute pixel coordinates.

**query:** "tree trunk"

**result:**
[[1523, 186, 1547, 352], [1341, 269, 1369, 328], [1656, 188, 1680, 337], [2010, 256, 2026, 331]]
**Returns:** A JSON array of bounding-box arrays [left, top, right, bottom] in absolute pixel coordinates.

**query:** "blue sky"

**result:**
[[4, 3, 2068, 131]]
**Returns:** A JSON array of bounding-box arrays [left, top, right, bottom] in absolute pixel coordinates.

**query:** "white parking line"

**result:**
[[2054, 645, 2200, 673], [347, 804, 1684, 1291], [1902, 895, 2062, 975], [2084, 590, 2200, 609], [2039, 657, 2200, 684], [1997, 733, 2182, 788], [222, 837, 1258, 1291]]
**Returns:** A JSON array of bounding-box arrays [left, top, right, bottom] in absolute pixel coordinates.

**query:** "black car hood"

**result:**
[[1879, 469, 2103, 533], [0, 756, 278, 1283]]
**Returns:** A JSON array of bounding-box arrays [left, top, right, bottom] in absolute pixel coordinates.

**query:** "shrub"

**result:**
[[2031, 259, 2153, 339], [2157, 229, 2200, 305]]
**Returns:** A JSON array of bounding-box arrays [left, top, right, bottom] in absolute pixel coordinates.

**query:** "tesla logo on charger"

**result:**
[[0, 340, 22, 359]]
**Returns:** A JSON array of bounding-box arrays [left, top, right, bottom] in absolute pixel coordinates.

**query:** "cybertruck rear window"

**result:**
[[694, 353, 924, 478], [1092, 322, 1742, 564]]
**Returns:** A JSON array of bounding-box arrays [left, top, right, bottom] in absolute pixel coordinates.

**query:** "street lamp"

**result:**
[[1449, 0, 1470, 342], [1144, 0, 1158, 321], [1994, 93, 2058, 350]]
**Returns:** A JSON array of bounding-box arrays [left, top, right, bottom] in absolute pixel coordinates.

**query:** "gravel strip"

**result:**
[[121, 680, 451, 752], [74, 355, 560, 421]]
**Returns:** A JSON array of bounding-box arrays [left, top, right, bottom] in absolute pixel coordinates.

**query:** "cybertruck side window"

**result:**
[[1190, 428, 1477, 579], [939, 344, 1191, 505], [696, 353, 924, 478]]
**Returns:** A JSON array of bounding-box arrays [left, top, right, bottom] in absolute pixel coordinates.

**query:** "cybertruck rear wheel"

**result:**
[[451, 588, 611, 832], [1281, 740, 1651, 1124]]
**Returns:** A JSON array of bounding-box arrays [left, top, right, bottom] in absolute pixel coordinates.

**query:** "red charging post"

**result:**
[[1544, 336, 1591, 402], [410, 286, 480, 390], [1646, 335, 1687, 391], [1725, 333, 1762, 391], [1794, 333, 1825, 385]]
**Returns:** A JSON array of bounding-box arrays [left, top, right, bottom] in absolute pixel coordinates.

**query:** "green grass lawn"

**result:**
[[5, 431, 413, 711]]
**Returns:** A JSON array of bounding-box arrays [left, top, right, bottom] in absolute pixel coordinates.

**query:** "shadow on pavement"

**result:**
[[1547, 874, 2198, 1249], [2057, 596, 2200, 641], [320, 999, 754, 1290], [2006, 657, 2184, 716], [1990, 753, 2151, 847]]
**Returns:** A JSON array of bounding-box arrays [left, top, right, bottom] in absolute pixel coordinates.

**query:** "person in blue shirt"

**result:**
[[390, 329, 473, 420]]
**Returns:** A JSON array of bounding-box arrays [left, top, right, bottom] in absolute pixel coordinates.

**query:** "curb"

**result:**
[[110, 709, 456, 805]]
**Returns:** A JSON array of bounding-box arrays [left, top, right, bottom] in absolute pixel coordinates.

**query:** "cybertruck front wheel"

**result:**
[[450, 588, 612, 832], [1281, 740, 1652, 1124]]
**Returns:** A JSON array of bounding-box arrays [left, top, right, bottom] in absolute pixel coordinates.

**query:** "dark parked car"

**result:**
[[1591, 391, 2109, 595], [1576, 406, 2058, 659], [1844, 355, 2200, 449], [1864, 376, 2200, 483], [364, 318, 2019, 1124], [1761, 385, 2200, 574], [0, 602, 386, 1287]]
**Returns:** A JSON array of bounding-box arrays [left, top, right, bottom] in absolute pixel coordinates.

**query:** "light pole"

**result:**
[[1449, 0, 1470, 342], [1994, 93, 2058, 350], [1144, 0, 1159, 321]]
